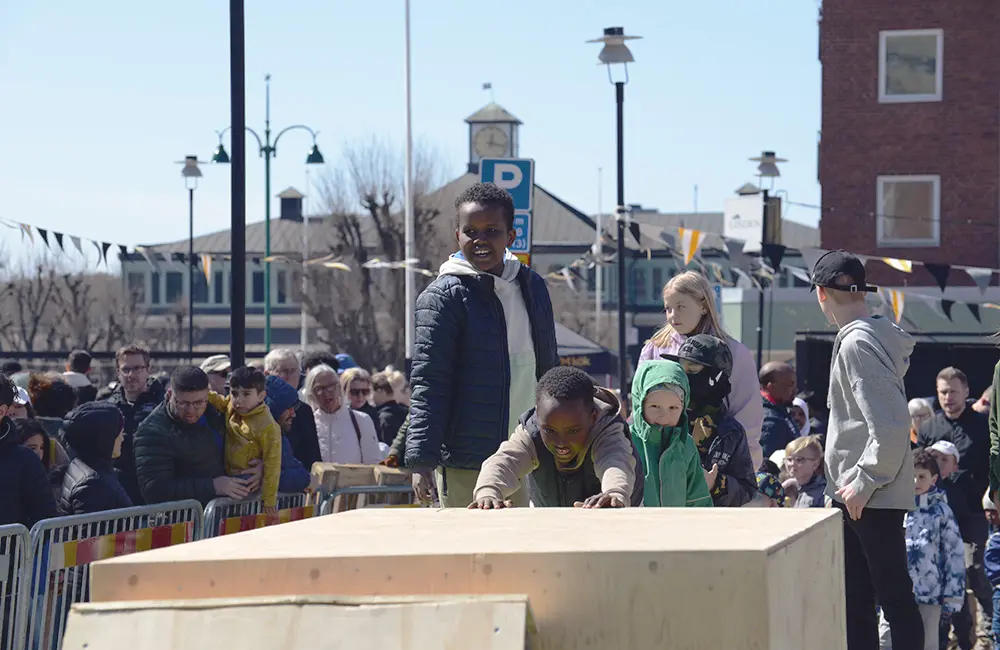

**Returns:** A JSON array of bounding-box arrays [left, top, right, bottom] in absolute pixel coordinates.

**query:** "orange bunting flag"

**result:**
[[201, 255, 212, 284], [881, 288, 905, 323], [882, 258, 913, 273], [678, 227, 705, 265]]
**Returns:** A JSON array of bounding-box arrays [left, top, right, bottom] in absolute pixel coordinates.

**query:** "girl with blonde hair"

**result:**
[[639, 271, 764, 467]]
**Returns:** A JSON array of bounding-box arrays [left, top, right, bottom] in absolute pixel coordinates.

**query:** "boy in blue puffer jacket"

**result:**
[[880, 449, 965, 649], [405, 182, 558, 507]]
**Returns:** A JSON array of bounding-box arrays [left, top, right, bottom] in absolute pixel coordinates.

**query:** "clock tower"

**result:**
[[465, 102, 521, 172]]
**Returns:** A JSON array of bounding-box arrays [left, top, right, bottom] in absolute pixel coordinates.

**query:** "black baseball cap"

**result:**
[[809, 250, 877, 293], [661, 334, 733, 378]]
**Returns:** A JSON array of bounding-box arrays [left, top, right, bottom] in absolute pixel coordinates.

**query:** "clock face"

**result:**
[[473, 125, 509, 158]]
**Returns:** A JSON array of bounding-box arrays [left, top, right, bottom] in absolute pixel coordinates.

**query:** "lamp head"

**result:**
[[212, 144, 231, 164], [749, 151, 787, 179], [587, 27, 641, 66], [305, 144, 324, 165]]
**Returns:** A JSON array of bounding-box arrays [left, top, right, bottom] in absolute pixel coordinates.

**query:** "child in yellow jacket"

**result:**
[[207, 366, 281, 514]]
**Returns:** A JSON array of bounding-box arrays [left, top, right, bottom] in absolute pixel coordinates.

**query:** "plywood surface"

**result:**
[[62, 595, 535, 650], [91, 509, 844, 650]]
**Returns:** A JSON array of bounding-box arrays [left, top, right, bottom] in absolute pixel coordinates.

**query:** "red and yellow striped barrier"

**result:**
[[49, 521, 194, 570], [216, 505, 315, 536]]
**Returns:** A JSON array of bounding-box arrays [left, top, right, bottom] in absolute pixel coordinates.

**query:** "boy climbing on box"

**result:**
[[207, 366, 282, 514], [661, 334, 756, 507], [630, 360, 712, 507], [470, 366, 641, 508]]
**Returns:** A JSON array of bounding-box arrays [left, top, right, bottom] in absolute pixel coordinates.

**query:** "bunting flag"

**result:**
[[560, 267, 577, 292], [118, 245, 128, 259], [923, 296, 950, 321], [940, 299, 955, 321], [789, 267, 813, 285], [723, 237, 746, 262], [101, 242, 112, 266], [924, 263, 951, 292], [882, 258, 913, 273], [799, 247, 826, 274], [70, 236, 83, 255], [968, 303, 982, 323], [880, 288, 905, 323], [135, 246, 160, 271], [53, 232, 64, 251], [201, 254, 213, 284], [732, 267, 758, 290], [323, 261, 351, 271], [18, 223, 33, 243], [37, 228, 50, 248], [761, 243, 787, 273], [91, 240, 103, 266], [966, 268, 992, 295], [678, 227, 705, 265]]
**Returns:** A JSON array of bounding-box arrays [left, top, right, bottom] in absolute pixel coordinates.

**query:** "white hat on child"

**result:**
[[927, 440, 960, 463]]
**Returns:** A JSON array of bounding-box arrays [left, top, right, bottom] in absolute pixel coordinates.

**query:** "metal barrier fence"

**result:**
[[0, 524, 28, 650], [22, 500, 202, 650], [319, 485, 420, 515], [202, 492, 320, 539]]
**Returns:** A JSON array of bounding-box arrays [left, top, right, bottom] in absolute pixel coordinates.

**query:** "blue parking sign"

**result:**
[[480, 158, 534, 212]]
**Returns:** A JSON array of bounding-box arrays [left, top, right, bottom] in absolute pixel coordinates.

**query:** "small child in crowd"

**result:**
[[471, 366, 641, 509], [782, 435, 828, 508], [662, 334, 755, 507], [879, 450, 965, 650], [207, 366, 282, 514], [750, 471, 786, 508], [630, 360, 712, 507]]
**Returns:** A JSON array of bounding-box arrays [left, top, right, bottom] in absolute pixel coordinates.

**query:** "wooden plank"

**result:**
[[62, 595, 536, 650], [90, 509, 845, 650]]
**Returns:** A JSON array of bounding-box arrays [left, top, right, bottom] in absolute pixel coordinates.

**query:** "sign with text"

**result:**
[[480, 158, 535, 254], [723, 194, 764, 250]]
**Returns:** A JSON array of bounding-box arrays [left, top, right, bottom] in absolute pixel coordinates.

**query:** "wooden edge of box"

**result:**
[[761, 507, 841, 554]]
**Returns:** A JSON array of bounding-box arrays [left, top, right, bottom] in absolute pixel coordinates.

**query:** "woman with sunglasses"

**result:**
[[339, 368, 383, 444], [303, 365, 382, 465]]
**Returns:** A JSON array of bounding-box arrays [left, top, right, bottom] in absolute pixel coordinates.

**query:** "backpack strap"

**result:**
[[348, 409, 363, 445]]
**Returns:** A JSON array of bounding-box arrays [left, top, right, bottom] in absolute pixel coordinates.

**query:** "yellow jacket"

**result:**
[[208, 392, 282, 508]]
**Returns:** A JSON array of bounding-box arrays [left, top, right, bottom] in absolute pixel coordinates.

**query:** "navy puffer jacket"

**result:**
[[59, 402, 132, 515], [405, 258, 558, 470]]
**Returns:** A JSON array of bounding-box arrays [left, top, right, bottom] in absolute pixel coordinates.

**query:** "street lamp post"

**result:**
[[748, 151, 786, 370], [180, 156, 204, 363], [211, 74, 324, 352], [588, 26, 641, 394]]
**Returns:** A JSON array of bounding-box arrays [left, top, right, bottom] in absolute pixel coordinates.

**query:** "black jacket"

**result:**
[[759, 397, 800, 462], [134, 402, 226, 506], [692, 408, 756, 508], [59, 402, 132, 515], [357, 402, 383, 444], [406, 265, 559, 470], [286, 402, 321, 472], [376, 401, 408, 446], [918, 408, 991, 516], [102, 379, 165, 505], [0, 416, 58, 528]]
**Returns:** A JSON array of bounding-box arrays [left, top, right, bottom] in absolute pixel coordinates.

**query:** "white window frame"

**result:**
[[878, 29, 944, 104], [876, 174, 941, 248]]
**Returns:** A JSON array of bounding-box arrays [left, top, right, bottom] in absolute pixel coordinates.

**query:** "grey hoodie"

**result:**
[[825, 316, 915, 511]]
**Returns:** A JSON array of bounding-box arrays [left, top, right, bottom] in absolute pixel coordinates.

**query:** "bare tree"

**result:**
[[302, 138, 452, 370]]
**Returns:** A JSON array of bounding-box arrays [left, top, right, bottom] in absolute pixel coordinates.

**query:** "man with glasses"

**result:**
[[134, 366, 262, 506], [102, 342, 165, 504]]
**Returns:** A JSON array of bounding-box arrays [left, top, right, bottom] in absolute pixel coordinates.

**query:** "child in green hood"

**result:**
[[630, 360, 713, 507]]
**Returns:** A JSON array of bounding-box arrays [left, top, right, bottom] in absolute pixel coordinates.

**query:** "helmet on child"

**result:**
[[660, 334, 733, 383]]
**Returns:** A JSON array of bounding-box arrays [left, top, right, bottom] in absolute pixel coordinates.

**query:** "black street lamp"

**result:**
[[588, 26, 641, 396], [180, 156, 204, 363], [748, 151, 786, 370], [211, 74, 325, 351], [229, 0, 247, 369]]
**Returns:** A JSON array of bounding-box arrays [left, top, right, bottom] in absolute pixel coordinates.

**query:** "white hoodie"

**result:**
[[438, 251, 537, 438]]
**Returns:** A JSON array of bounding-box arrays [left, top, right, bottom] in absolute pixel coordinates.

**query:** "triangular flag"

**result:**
[[941, 299, 955, 321], [54, 232, 65, 251], [678, 227, 705, 265], [968, 303, 982, 323], [799, 247, 827, 274], [18, 223, 34, 243], [732, 267, 758, 290], [790, 267, 812, 285], [118, 245, 127, 259], [966, 268, 992, 295], [761, 243, 787, 273], [36, 228, 50, 248], [882, 258, 913, 273], [70, 236, 83, 255], [201, 254, 213, 284], [723, 237, 745, 261], [924, 263, 951, 292], [101, 242, 112, 266], [559, 267, 577, 292], [135, 246, 160, 271], [323, 262, 351, 272], [91, 241, 103, 266], [924, 297, 949, 321], [881, 288, 905, 323]]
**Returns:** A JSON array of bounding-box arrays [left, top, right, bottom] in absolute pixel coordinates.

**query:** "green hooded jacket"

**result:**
[[630, 360, 713, 508]]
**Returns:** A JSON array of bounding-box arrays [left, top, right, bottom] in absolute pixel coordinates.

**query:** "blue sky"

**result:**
[[0, 0, 821, 259]]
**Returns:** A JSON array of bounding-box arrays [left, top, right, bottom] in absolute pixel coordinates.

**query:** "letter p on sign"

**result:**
[[492, 163, 522, 191]]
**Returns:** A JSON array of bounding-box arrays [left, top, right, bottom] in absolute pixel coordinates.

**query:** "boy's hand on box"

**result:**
[[703, 464, 719, 490], [574, 491, 626, 509], [380, 454, 400, 468], [411, 466, 436, 504], [468, 496, 512, 510]]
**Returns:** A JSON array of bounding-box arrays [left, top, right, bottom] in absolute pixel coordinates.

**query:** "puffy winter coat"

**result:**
[[102, 379, 165, 505], [405, 260, 558, 470], [905, 488, 966, 614], [0, 416, 58, 527], [759, 398, 800, 462], [59, 402, 132, 515], [691, 407, 756, 507]]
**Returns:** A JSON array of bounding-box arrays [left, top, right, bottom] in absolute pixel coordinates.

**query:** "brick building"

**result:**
[[819, 2, 1000, 286]]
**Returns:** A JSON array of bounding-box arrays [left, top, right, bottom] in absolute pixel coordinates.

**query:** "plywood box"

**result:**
[[90, 509, 846, 650], [61, 595, 536, 650]]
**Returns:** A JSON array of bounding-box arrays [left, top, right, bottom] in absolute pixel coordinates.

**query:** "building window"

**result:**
[[151, 272, 161, 305], [192, 269, 209, 303], [631, 268, 647, 304], [276, 270, 288, 304], [165, 272, 184, 304], [213, 271, 225, 304], [127, 272, 146, 303], [252, 271, 265, 304], [876, 175, 940, 247], [878, 29, 943, 103], [652, 267, 664, 302]]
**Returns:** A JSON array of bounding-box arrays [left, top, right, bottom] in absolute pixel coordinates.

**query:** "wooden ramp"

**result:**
[[90, 508, 846, 650], [61, 595, 536, 650]]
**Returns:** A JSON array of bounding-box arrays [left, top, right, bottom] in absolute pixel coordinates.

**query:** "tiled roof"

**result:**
[[141, 218, 329, 255], [465, 102, 522, 124]]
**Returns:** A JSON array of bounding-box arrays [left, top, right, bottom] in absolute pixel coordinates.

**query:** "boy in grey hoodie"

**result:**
[[811, 250, 922, 650]]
